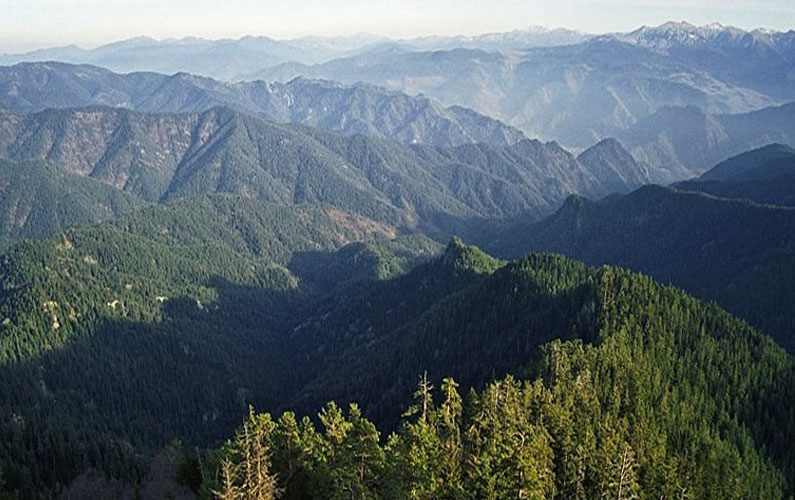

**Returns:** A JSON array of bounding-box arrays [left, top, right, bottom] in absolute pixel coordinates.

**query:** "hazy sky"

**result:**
[[2, 0, 794, 52]]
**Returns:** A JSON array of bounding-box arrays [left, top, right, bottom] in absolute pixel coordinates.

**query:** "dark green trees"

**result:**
[[205, 254, 795, 499]]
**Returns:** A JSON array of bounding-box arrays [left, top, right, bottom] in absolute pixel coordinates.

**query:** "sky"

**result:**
[[1, 0, 794, 52]]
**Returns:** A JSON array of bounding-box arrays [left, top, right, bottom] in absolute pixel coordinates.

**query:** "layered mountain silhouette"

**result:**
[[0, 62, 528, 149], [0, 105, 653, 247], [618, 103, 795, 179], [249, 27, 794, 149], [0, 28, 592, 80]]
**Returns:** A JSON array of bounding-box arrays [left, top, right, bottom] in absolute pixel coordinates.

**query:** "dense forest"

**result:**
[[489, 184, 795, 352], [0, 195, 439, 498], [1, 224, 793, 499], [205, 243, 795, 499]]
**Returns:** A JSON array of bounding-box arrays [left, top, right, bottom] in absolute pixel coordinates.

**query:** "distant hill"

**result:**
[[0, 62, 527, 149], [699, 143, 795, 181], [488, 185, 795, 352], [672, 144, 795, 207], [577, 138, 653, 192]]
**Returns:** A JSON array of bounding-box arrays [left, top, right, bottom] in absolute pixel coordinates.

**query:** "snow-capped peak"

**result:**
[[610, 21, 776, 51]]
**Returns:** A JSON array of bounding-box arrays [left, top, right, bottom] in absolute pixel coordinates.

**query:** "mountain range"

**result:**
[[0, 26, 593, 81], [4, 60, 795, 184], [1, 19, 795, 500], [0, 105, 652, 248], [4, 22, 793, 157], [612, 21, 795, 100], [246, 23, 795, 153], [0, 61, 528, 149]]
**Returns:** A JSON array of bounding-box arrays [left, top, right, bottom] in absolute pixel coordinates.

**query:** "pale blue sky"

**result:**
[[2, 0, 794, 52]]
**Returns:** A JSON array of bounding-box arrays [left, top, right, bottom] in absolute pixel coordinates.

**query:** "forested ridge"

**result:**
[[206, 242, 795, 499], [0, 129, 792, 499], [489, 184, 795, 353]]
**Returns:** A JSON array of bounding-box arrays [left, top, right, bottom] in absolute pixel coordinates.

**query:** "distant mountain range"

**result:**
[[617, 102, 795, 178], [0, 105, 653, 247], [394, 26, 591, 52], [0, 61, 527, 149], [611, 22, 795, 99], [0, 35, 347, 81], [244, 23, 795, 151], [3, 22, 795, 175], [0, 26, 591, 81]]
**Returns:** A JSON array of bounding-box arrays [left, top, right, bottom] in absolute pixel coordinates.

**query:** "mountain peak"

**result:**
[[616, 21, 754, 50], [657, 20, 697, 31], [582, 137, 626, 154], [578, 138, 651, 194], [441, 238, 502, 275]]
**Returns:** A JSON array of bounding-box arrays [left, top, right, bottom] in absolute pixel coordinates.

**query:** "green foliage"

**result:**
[[205, 251, 795, 499], [0, 195, 439, 499], [0, 159, 144, 250], [490, 185, 795, 352], [1, 202, 793, 499]]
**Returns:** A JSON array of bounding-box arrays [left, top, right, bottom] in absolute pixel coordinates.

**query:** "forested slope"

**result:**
[[488, 185, 795, 352], [207, 241, 795, 499], [0, 195, 439, 497]]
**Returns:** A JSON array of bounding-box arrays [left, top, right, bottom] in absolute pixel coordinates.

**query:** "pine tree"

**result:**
[[213, 409, 281, 500]]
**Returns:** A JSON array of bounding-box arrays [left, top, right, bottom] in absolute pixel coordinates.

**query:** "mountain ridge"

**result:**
[[0, 105, 653, 249], [488, 183, 795, 352], [0, 61, 528, 149]]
